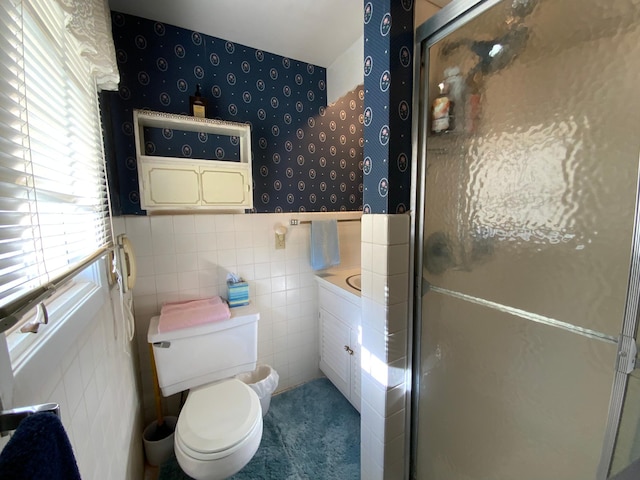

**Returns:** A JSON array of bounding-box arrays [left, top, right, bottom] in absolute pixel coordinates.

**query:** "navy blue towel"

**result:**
[[0, 412, 81, 480]]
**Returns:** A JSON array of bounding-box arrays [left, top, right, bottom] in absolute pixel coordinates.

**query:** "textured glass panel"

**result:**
[[416, 291, 617, 480], [423, 0, 640, 337]]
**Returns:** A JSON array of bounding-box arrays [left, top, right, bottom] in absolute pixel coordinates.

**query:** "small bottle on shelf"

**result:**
[[189, 84, 208, 118], [431, 82, 453, 134]]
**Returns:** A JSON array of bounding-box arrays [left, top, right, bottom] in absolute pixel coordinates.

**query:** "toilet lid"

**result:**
[[176, 379, 261, 454]]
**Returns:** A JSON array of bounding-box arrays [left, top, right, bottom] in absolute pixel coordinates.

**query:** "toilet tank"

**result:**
[[148, 305, 259, 396]]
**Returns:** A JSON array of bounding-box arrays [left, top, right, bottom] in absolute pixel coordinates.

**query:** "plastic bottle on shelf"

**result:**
[[431, 81, 452, 133]]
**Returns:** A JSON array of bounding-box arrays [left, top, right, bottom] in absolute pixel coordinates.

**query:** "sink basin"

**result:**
[[346, 274, 361, 291]]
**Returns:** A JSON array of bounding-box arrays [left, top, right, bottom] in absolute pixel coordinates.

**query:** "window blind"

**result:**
[[0, 0, 111, 332]]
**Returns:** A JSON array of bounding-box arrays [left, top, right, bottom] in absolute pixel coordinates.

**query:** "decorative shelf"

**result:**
[[133, 110, 253, 212]]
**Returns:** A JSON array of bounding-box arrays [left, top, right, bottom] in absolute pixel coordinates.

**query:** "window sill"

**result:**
[[7, 261, 106, 375]]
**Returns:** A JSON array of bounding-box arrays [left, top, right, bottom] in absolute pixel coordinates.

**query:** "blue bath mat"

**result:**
[[158, 377, 361, 480]]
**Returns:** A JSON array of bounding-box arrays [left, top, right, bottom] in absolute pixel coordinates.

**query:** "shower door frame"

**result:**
[[408, 1, 640, 478]]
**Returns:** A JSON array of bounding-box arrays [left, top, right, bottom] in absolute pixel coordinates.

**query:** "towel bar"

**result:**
[[0, 402, 60, 436], [297, 218, 361, 225]]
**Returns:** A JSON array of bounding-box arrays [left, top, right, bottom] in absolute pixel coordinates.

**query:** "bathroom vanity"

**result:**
[[315, 268, 361, 413]]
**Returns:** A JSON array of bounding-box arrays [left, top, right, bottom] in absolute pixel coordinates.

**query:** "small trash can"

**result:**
[[142, 416, 177, 466], [235, 364, 279, 417]]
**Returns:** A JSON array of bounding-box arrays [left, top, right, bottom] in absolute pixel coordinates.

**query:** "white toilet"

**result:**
[[148, 305, 262, 480]]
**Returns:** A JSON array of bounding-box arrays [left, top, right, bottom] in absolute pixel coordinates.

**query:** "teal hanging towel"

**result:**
[[310, 219, 341, 270]]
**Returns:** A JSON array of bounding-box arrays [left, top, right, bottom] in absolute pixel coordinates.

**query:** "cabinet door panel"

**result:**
[[201, 167, 250, 206], [319, 309, 351, 399], [142, 164, 200, 206]]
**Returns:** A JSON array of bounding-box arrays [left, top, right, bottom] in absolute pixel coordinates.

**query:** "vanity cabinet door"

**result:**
[[319, 306, 361, 413], [319, 308, 351, 401]]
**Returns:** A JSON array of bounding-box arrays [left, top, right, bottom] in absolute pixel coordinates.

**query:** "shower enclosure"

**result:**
[[412, 0, 640, 478]]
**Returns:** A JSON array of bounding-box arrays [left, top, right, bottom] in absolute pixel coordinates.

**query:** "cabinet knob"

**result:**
[[344, 345, 354, 356]]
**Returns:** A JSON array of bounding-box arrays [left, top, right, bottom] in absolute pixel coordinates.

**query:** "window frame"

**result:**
[[0, 0, 113, 343]]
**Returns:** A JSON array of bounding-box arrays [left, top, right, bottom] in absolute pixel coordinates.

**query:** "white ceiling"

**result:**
[[108, 0, 449, 68]]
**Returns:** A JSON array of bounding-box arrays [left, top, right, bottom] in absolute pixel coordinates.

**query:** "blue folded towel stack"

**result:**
[[0, 412, 81, 480], [310, 219, 341, 270]]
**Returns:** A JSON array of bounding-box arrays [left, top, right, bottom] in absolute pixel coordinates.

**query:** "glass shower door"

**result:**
[[414, 0, 640, 478]]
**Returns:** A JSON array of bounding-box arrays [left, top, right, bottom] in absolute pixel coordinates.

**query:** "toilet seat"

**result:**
[[175, 379, 262, 461]]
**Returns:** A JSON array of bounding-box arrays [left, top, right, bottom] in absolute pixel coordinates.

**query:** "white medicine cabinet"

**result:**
[[133, 110, 253, 212]]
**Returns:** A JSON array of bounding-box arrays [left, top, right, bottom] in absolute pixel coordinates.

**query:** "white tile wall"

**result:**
[[125, 212, 361, 424], [360, 213, 411, 480], [8, 217, 143, 480]]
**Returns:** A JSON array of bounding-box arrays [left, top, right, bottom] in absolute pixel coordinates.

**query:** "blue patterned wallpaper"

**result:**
[[143, 127, 241, 161], [362, 0, 414, 214], [102, 12, 364, 215]]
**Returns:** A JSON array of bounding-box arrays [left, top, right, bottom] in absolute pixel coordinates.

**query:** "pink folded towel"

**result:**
[[158, 296, 231, 333]]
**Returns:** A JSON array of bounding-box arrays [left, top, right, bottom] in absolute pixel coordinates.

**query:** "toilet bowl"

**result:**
[[174, 379, 263, 480]]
